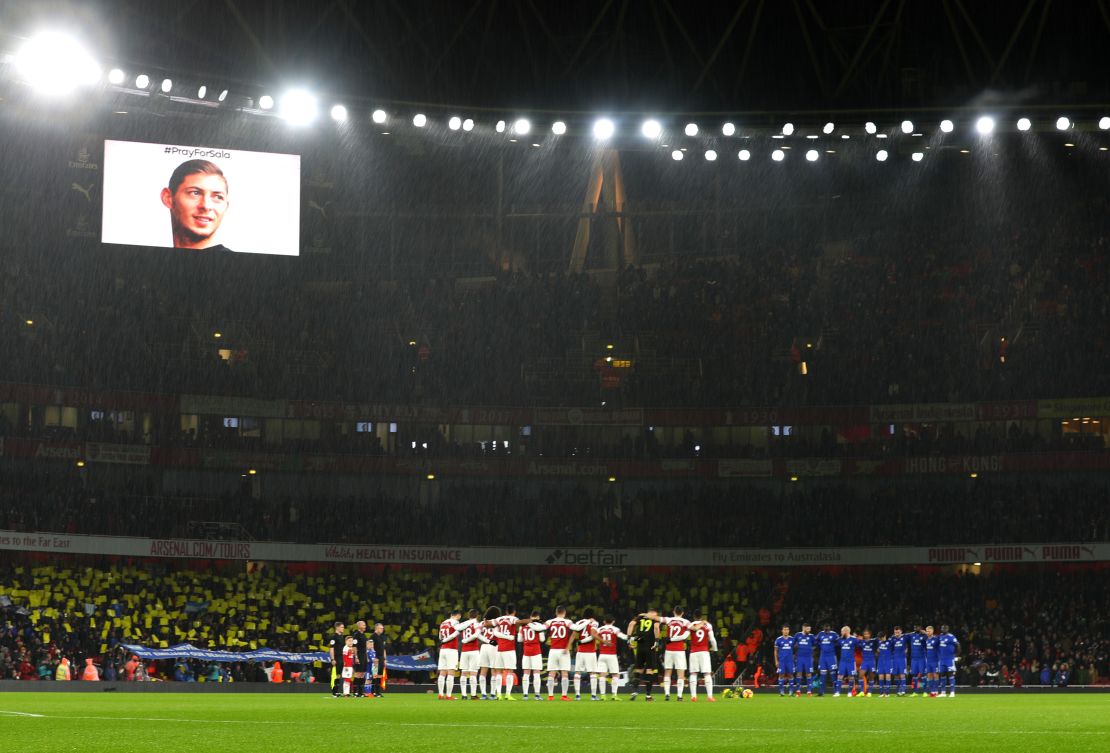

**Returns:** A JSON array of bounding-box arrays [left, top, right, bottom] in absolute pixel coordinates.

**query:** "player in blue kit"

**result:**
[[793, 623, 815, 696], [815, 623, 839, 697], [924, 625, 940, 696], [875, 631, 894, 697], [908, 625, 927, 695], [858, 628, 877, 696], [937, 625, 960, 698], [774, 626, 795, 697], [835, 626, 858, 697], [890, 626, 909, 696]]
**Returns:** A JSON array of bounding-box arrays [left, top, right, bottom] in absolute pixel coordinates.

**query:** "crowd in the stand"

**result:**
[[1, 194, 1106, 410], [1, 471, 1105, 548], [1, 561, 1105, 687]]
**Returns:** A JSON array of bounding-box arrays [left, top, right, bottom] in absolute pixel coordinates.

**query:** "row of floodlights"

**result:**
[[670, 148, 925, 162], [13, 33, 1110, 136]]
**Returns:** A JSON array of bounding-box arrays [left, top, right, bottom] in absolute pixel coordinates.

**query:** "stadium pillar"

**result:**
[[569, 150, 636, 273]]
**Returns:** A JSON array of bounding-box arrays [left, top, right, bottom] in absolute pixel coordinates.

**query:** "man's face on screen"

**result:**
[[162, 172, 228, 247]]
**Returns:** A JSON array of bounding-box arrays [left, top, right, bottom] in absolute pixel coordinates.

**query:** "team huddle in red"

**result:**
[[435, 605, 719, 702]]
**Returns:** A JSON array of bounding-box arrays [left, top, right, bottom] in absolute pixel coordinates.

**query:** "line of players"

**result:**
[[773, 623, 961, 698], [435, 605, 718, 701]]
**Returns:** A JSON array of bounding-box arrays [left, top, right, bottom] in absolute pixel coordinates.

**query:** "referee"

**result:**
[[367, 623, 388, 697], [327, 621, 345, 697], [627, 608, 661, 701], [349, 620, 368, 697]]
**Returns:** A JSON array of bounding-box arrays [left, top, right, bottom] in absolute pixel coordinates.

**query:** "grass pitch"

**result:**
[[1, 691, 1107, 752]]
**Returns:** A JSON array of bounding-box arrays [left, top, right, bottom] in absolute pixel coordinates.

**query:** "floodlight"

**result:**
[[413, 113, 427, 127], [684, 123, 698, 136], [448, 116, 462, 130], [513, 118, 531, 135], [1017, 117, 1031, 131], [1055, 116, 1070, 130], [463, 118, 475, 131], [258, 94, 274, 110], [642, 119, 662, 139], [704, 149, 717, 161], [772, 149, 785, 161], [975, 116, 995, 135], [823, 122, 834, 134], [782, 122, 795, 136], [160, 78, 172, 93], [722, 122, 736, 136], [911, 151, 924, 162], [331, 104, 348, 123], [218, 89, 228, 102], [496, 120, 506, 133], [197, 85, 207, 99], [279, 89, 317, 125], [135, 74, 150, 89], [593, 118, 615, 140], [372, 109, 387, 124], [1099, 117, 1110, 130], [551, 121, 566, 135], [671, 150, 684, 161], [865, 121, 877, 134], [738, 149, 751, 161], [14, 31, 101, 96], [876, 150, 888, 161], [107, 68, 125, 85], [806, 149, 819, 161], [940, 119, 954, 133], [901, 120, 914, 134]]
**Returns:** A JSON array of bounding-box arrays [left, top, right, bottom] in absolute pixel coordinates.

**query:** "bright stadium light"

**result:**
[[1017, 117, 1032, 132], [940, 119, 954, 133], [13, 31, 101, 96], [704, 149, 717, 161], [865, 121, 877, 134], [463, 118, 475, 131], [684, 123, 699, 137], [513, 118, 531, 135], [671, 149, 684, 161], [218, 89, 229, 102], [782, 122, 795, 136], [976, 116, 995, 135], [372, 109, 387, 124], [107, 68, 125, 85], [876, 149, 889, 161], [258, 94, 274, 110], [496, 120, 506, 133], [279, 89, 318, 125], [593, 118, 615, 140], [911, 151, 924, 162], [738, 149, 751, 161], [642, 119, 662, 139], [772, 149, 785, 161], [1055, 116, 1070, 130], [413, 113, 427, 127], [901, 120, 914, 134], [551, 120, 566, 135], [806, 149, 819, 161], [722, 122, 736, 136], [330, 104, 348, 123], [197, 85, 207, 99], [1099, 116, 1110, 130], [823, 122, 835, 134], [135, 74, 150, 89], [448, 116, 462, 130], [160, 78, 172, 93]]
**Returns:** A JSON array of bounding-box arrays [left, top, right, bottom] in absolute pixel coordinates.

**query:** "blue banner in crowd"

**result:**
[[118, 643, 436, 671]]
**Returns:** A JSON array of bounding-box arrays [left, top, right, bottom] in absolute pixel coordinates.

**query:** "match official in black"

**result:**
[[327, 621, 345, 697], [368, 622, 388, 697], [349, 620, 368, 697]]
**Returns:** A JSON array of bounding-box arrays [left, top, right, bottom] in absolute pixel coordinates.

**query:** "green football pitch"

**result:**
[[1, 692, 1107, 752]]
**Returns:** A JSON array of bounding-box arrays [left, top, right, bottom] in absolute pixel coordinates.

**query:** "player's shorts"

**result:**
[[910, 658, 927, 676], [478, 644, 498, 669], [838, 663, 856, 677], [818, 656, 837, 673], [597, 655, 620, 675], [521, 654, 543, 671], [937, 660, 956, 674], [778, 655, 795, 674], [574, 651, 598, 674], [925, 660, 938, 674], [860, 660, 876, 674], [548, 648, 571, 672], [341, 666, 353, 679], [633, 644, 659, 672], [795, 656, 813, 673], [689, 651, 712, 675], [459, 651, 480, 673], [877, 659, 893, 675], [495, 650, 518, 670], [437, 648, 459, 671], [663, 650, 688, 672]]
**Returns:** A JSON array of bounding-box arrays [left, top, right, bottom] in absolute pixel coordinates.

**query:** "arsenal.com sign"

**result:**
[[0, 530, 1104, 567]]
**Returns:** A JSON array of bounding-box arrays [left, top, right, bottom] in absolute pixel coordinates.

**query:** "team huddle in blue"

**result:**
[[773, 624, 960, 698]]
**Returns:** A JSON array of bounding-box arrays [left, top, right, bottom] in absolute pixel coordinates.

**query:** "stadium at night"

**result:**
[[0, 2, 1106, 751]]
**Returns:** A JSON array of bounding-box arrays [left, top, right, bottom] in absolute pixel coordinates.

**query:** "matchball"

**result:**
[[742, 688, 754, 699]]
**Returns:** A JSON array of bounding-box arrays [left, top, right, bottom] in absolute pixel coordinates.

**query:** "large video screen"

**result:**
[[101, 140, 301, 256]]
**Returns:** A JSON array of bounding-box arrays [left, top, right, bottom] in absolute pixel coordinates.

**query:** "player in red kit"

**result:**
[[543, 605, 576, 700], [642, 607, 692, 701], [687, 610, 717, 702], [341, 636, 356, 696], [478, 606, 501, 700], [572, 607, 602, 700], [458, 609, 488, 700], [486, 604, 537, 700], [596, 616, 629, 700], [518, 610, 547, 700], [436, 608, 470, 699]]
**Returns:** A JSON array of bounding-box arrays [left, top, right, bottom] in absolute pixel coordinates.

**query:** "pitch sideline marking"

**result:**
[[0, 711, 45, 718]]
